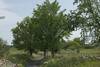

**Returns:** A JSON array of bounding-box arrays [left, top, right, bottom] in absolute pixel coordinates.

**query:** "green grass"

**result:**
[[2, 47, 29, 67], [6, 47, 43, 67], [41, 48, 100, 67], [2, 47, 100, 67], [79, 61, 100, 67], [42, 57, 100, 67]]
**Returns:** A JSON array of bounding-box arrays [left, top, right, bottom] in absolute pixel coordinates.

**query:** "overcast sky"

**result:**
[[0, 0, 80, 45]]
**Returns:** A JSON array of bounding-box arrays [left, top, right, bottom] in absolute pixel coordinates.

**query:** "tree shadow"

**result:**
[[8, 53, 45, 67], [8, 53, 30, 66]]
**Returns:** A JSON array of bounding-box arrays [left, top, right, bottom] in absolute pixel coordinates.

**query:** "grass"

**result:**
[[6, 47, 43, 67], [1, 47, 29, 67], [41, 48, 100, 67], [2, 47, 100, 67], [42, 56, 100, 67]]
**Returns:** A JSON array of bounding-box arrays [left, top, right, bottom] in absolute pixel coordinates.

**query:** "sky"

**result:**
[[0, 0, 80, 45]]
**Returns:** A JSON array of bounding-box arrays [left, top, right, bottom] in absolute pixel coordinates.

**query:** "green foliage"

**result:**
[[73, 0, 100, 45], [74, 38, 81, 44], [63, 38, 82, 53], [0, 38, 7, 49], [8, 54, 29, 67], [0, 38, 9, 58], [64, 39, 81, 50], [12, 0, 73, 57], [6, 47, 29, 67], [32, 0, 74, 57], [32, 0, 70, 51], [68, 41, 80, 50], [12, 16, 38, 56]]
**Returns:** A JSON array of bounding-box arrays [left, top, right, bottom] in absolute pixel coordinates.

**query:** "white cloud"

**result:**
[[0, 0, 21, 45]]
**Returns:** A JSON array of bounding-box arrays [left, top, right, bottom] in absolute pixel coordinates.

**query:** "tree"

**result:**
[[64, 40, 80, 53], [73, 38, 83, 46], [12, 0, 73, 58], [0, 38, 6, 49], [0, 38, 9, 58], [73, 0, 100, 45], [32, 0, 73, 57], [12, 16, 39, 56]]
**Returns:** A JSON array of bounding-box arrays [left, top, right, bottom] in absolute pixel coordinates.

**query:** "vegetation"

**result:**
[[0, 38, 10, 58], [12, 0, 73, 58], [41, 48, 100, 67], [42, 57, 100, 67], [73, 0, 100, 45], [0, 0, 100, 67]]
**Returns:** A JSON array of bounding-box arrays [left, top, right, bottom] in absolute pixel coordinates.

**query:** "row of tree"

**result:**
[[73, 0, 100, 45], [12, 0, 75, 58], [11, 0, 100, 58]]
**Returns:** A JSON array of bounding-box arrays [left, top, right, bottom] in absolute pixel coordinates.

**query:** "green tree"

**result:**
[[0, 38, 6, 49], [73, 38, 82, 46], [12, 0, 73, 58], [0, 38, 9, 58], [12, 17, 39, 56], [64, 40, 80, 53], [73, 0, 100, 45], [32, 0, 73, 57]]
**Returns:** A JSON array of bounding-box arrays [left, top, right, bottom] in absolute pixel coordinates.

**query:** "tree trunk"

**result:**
[[51, 51, 55, 58], [51, 49, 55, 58], [29, 49, 33, 56], [43, 49, 47, 58]]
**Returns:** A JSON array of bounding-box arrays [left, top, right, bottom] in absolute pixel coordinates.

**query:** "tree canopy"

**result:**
[[70, 0, 100, 45], [12, 0, 74, 57]]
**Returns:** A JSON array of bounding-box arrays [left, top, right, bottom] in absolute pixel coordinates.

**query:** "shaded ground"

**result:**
[[26, 59, 44, 67], [7, 51, 44, 67]]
